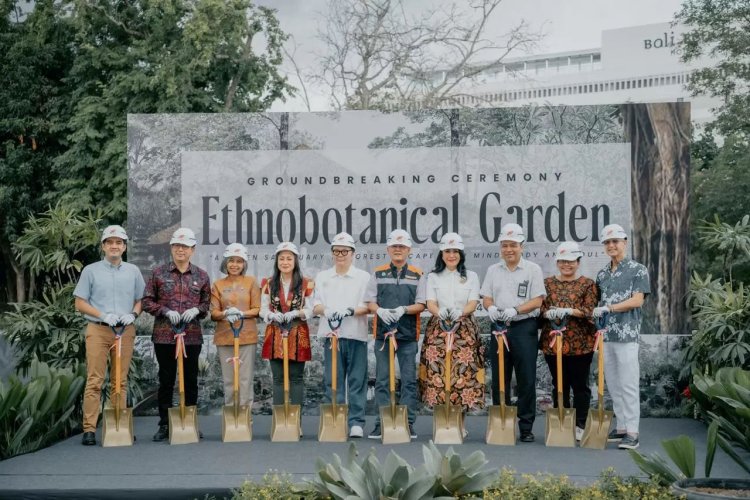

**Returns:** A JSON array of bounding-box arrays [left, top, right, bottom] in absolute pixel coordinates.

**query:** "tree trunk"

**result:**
[[0, 237, 26, 303], [622, 102, 690, 335]]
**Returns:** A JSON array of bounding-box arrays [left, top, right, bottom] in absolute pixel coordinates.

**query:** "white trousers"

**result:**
[[603, 341, 640, 435], [217, 344, 256, 406]]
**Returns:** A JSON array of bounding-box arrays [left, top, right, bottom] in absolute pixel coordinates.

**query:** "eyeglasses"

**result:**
[[332, 249, 351, 256]]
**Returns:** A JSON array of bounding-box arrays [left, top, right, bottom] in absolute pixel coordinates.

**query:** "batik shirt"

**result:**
[[596, 257, 650, 343]]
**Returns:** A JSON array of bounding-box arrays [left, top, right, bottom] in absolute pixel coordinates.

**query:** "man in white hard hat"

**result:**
[[313, 232, 371, 438], [480, 223, 546, 442], [594, 223, 650, 450], [74, 225, 146, 446], [142, 227, 211, 442], [365, 229, 426, 440]]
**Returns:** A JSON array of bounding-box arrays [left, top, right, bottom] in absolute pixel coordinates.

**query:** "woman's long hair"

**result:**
[[270, 252, 303, 299], [431, 249, 467, 280]]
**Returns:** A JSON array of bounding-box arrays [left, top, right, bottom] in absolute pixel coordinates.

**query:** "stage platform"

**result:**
[[1, 416, 747, 499]]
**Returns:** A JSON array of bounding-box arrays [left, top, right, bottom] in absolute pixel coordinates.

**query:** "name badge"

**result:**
[[517, 280, 528, 298]]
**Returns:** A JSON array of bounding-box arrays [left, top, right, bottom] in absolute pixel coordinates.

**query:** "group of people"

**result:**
[[74, 221, 649, 449]]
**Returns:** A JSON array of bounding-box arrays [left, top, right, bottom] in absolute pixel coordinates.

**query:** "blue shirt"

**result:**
[[74, 259, 146, 322], [596, 257, 651, 342]]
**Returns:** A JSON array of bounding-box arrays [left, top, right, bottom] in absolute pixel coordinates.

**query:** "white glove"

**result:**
[[181, 307, 200, 323], [487, 305, 503, 322], [100, 313, 119, 327], [499, 307, 517, 322], [283, 310, 300, 323], [449, 308, 462, 321], [224, 307, 242, 318], [391, 306, 406, 322], [557, 308, 574, 318], [338, 308, 353, 319], [165, 310, 182, 325], [119, 313, 136, 326], [226, 313, 242, 324], [324, 308, 341, 321], [377, 307, 396, 324], [264, 311, 284, 323], [544, 308, 559, 320], [438, 307, 450, 320], [593, 306, 610, 318]]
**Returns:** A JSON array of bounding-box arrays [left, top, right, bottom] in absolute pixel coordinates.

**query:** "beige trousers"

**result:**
[[82, 323, 135, 432]]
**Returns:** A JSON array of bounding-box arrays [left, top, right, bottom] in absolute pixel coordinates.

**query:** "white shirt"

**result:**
[[313, 265, 370, 341], [480, 258, 546, 320], [425, 270, 480, 310]]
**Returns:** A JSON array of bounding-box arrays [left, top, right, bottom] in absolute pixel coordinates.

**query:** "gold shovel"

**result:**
[[433, 318, 463, 444], [486, 322, 516, 445], [318, 314, 350, 441], [222, 318, 252, 442], [581, 315, 614, 449], [380, 325, 410, 444], [102, 325, 134, 447], [271, 320, 301, 441], [169, 324, 199, 445], [545, 318, 576, 447]]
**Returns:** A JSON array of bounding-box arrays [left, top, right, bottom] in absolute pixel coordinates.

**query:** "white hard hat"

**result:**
[[101, 225, 128, 242], [170, 227, 197, 247], [556, 241, 584, 261], [331, 232, 356, 249], [499, 223, 525, 243], [387, 229, 412, 247], [274, 241, 300, 256], [439, 232, 464, 251], [600, 223, 628, 242], [223, 243, 248, 261]]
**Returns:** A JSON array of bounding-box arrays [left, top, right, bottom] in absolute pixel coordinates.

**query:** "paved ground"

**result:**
[[0, 415, 748, 499]]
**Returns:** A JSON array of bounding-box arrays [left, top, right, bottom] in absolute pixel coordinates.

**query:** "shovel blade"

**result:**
[[271, 404, 301, 442], [221, 404, 252, 442], [102, 407, 134, 447], [433, 404, 463, 444], [485, 405, 517, 446], [168, 406, 199, 445], [379, 405, 410, 444], [545, 408, 576, 447], [318, 403, 348, 442], [580, 408, 614, 449]]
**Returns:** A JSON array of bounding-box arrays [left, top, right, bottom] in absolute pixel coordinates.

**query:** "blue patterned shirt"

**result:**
[[596, 257, 650, 342]]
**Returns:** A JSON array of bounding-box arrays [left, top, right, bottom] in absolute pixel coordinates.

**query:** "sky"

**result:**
[[259, 0, 685, 111]]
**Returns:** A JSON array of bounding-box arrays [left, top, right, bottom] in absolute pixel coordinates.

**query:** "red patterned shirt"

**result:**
[[539, 275, 598, 356], [142, 262, 211, 345]]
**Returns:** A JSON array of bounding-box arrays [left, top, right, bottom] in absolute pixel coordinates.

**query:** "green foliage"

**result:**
[[307, 441, 496, 499], [232, 471, 305, 500], [684, 216, 750, 378], [483, 468, 675, 500], [676, 0, 750, 138], [690, 367, 750, 474], [0, 359, 85, 460]]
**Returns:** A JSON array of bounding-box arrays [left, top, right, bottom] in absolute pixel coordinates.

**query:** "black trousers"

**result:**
[[269, 359, 305, 405], [490, 317, 538, 433], [154, 343, 202, 426], [545, 352, 593, 428]]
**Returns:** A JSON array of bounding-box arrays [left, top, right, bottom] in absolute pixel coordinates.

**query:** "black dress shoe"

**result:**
[[520, 431, 535, 443], [152, 425, 169, 442], [81, 432, 96, 446], [199, 431, 204, 439]]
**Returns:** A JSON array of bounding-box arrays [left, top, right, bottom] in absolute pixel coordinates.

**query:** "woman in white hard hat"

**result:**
[[210, 243, 261, 409], [539, 241, 598, 442], [260, 242, 314, 412], [418, 233, 485, 435]]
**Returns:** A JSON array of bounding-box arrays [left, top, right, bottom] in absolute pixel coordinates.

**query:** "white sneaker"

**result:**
[[575, 426, 584, 441], [349, 425, 364, 438], [462, 428, 468, 439]]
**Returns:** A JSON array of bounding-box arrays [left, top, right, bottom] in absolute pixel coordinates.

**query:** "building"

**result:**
[[436, 22, 718, 125]]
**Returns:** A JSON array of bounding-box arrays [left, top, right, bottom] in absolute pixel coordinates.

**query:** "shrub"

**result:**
[[0, 360, 85, 460]]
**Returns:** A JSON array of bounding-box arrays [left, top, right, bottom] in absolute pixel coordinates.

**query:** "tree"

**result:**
[[314, 0, 543, 110], [0, 0, 293, 304], [676, 0, 750, 137], [0, 0, 76, 303]]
